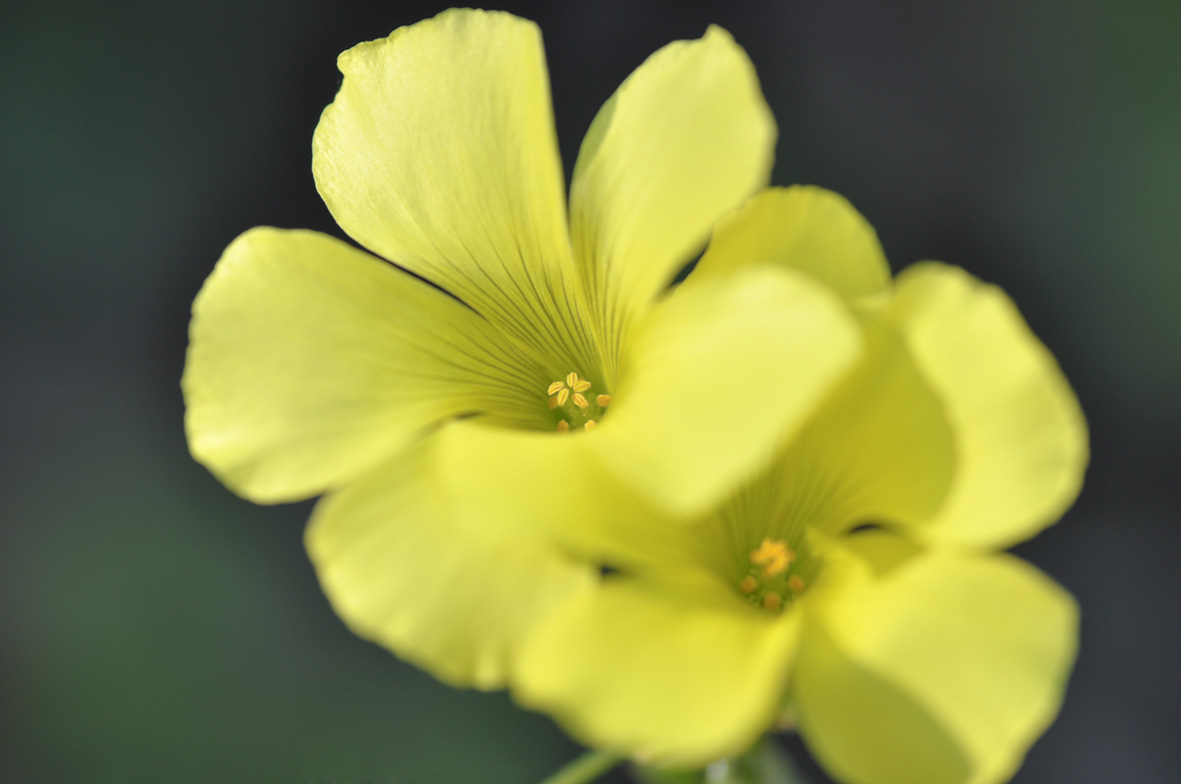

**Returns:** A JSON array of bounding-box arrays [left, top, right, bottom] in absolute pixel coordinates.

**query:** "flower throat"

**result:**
[[546, 371, 610, 432], [739, 537, 809, 612]]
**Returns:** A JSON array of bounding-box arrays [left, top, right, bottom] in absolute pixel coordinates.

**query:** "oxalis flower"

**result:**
[[442, 188, 1087, 782], [184, 11, 862, 686]]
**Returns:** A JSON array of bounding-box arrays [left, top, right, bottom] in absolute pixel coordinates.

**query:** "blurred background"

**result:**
[[2, 0, 1178, 781]]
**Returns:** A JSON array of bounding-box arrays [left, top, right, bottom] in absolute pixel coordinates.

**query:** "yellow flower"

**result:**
[[446, 188, 1088, 782], [183, 12, 865, 687]]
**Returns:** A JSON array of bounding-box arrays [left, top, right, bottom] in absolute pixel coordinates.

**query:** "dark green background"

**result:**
[[2, 1, 1178, 782]]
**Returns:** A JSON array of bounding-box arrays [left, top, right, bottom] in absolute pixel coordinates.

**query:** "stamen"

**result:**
[[738, 576, 758, 594], [546, 372, 608, 433], [787, 576, 806, 593], [750, 538, 794, 578], [762, 561, 786, 579], [762, 592, 782, 611]]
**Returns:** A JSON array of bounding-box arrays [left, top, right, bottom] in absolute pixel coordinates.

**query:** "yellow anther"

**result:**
[[750, 537, 784, 563], [739, 576, 759, 594], [787, 576, 806, 593], [547, 372, 608, 429], [750, 537, 794, 578], [556, 420, 569, 433], [762, 561, 788, 579], [762, 592, 782, 611]]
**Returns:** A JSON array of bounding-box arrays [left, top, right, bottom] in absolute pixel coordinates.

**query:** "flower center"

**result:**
[[545, 371, 610, 432], [738, 537, 809, 613]]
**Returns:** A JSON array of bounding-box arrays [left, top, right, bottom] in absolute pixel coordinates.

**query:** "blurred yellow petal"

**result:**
[[433, 419, 698, 578], [794, 538, 1078, 784], [693, 186, 891, 306], [887, 263, 1088, 547], [570, 26, 775, 373], [593, 267, 861, 518], [306, 440, 595, 689], [515, 575, 799, 767], [183, 227, 547, 503], [313, 9, 596, 368], [759, 321, 955, 536]]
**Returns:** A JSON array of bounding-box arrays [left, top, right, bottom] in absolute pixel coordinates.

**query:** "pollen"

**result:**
[[546, 372, 610, 434], [750, 537, 795, 578], [565, 372, 592, 392], [740, 537, 810, 612]]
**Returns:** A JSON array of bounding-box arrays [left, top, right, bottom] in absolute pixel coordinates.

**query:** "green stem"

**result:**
[[539, 749, 623, 784]]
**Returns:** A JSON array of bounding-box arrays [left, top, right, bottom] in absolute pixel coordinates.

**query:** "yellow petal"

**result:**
[[760, 321, 955, 536], [433, 420, 684, 573], [886, 263, 1088, 547], [692, 186, 891, 306], [570, 26, 775, 375], [793, 538, 1077, 784], [515, 574, 799, 766], [593, 267, 861, 518], [183, 227, 547, 503], [305, 439, 595, 689], [312, 9, 597, 369]]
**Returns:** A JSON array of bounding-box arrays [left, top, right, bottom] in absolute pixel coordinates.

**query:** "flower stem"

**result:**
[[538, 749, 622, 784]]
